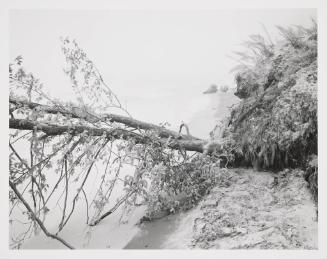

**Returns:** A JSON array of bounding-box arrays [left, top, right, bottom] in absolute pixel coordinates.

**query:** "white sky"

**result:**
[[10, 9, 316, 131]]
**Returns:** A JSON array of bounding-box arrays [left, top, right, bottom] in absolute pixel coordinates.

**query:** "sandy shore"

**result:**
[[124, 169, 317, 249]]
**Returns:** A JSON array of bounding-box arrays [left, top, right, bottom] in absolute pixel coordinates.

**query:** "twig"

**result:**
[[9, 180, 75, 249], [58, 157, 69, 230], [81, 188, 89, 224], [89, 190, 135, 226], [58, 139, 109, 232]]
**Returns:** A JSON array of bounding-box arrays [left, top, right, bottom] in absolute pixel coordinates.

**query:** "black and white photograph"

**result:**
[[3, 1, 327, 256]]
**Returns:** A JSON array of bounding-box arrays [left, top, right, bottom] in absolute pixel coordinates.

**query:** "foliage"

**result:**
[[217, 21, 317, 170], [60, 37, 129, 115], [144, 154, 221, 218]]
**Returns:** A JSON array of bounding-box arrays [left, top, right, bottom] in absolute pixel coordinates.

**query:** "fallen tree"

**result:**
[[9, 117, 219, 154], [9, 38, 224, 249], [9, 99, 222, 248], [9, 23, 318, 250], [9, 97, 222, 154], [9, 98, 200, 141]]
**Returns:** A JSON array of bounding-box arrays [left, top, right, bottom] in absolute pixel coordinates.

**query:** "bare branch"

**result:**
[[9, 181, 75, 249]]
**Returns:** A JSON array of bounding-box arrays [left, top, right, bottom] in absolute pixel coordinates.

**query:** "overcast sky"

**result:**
[[10, 9, 316, 134]]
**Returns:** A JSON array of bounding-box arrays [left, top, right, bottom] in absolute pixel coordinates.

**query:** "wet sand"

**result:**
[[124, 207, 200, 249]]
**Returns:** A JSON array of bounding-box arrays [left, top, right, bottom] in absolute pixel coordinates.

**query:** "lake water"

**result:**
[[119, 83, 239, 139]]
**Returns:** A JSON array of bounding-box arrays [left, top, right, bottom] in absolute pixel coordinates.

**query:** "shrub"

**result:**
[[217, 21, 317, 170], [144, 154, 222, 219]]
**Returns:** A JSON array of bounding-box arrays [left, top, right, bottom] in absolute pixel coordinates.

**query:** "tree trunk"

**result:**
[[9, 118, 221, 154], [9, 98, 222, 154]]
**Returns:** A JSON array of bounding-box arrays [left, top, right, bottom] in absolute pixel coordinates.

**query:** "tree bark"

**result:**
[[9, 118, 221, 154], [9, 98, 199, 141]]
